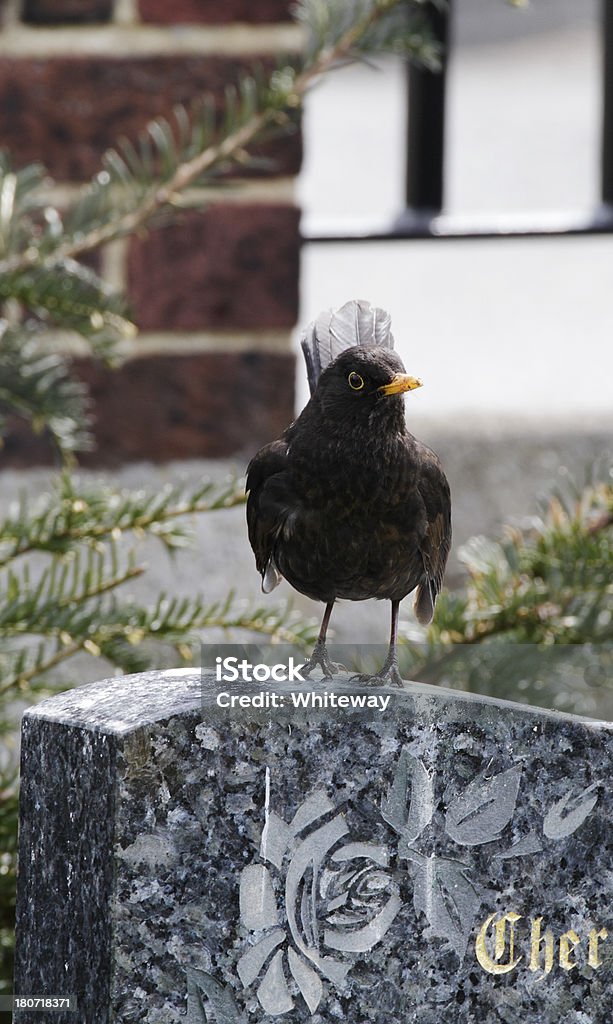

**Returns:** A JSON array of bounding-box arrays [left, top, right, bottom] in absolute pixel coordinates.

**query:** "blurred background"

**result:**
[[0, 0, 611, 702], [293, 0, 613, 709], [1, 1, 612, 988], [299, 0, 610, 422]]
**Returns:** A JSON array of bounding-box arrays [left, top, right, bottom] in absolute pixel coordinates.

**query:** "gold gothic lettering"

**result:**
[[528, 917, 554, 975], [476, 913, 609, 978], [588, 927, 608, 969], [559, 929, 581, 972], [475, 912, 523, 975]]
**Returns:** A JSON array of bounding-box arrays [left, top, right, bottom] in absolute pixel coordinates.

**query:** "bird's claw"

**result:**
[[350, 660, 404, 688], [301, 643, 346, 680]]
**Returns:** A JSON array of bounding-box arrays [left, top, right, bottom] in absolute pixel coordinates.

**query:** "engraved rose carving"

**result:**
[[237, 790, 401, 1016], [187, 752, 603, 1021]]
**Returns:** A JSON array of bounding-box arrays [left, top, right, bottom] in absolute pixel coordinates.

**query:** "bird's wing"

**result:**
[[413, 445, 452, 625], [246, 439, 292, 593], [300, 299, 395, 395]]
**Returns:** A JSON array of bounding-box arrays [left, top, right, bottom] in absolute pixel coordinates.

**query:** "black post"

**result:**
[[404, 0, 451, 215], [602, 0, 613, 204]]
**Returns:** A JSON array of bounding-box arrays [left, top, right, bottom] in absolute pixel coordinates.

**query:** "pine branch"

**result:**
[[0, 590, 317, 696], [0, 550, 142, 638], [0, 0, 439, 276], [390, 473, 613, 711], [0, 323, 93, 456], [0, 640, 85, 697], [0, 154, 47, 259], [0, 473, 246, 568], [0, 259, 134, 342], [419, 475, 613, 650], [294, 0, 442, 69], [0, 469, 314, 698]]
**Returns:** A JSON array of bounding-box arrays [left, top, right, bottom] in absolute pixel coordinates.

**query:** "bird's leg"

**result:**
[[351, 599, 404, 687], [302, 601, 344, 679], [374, 599, 404, 686]]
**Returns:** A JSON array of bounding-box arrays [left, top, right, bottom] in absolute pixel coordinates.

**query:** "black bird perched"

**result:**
[[246, 299, 451, 685]]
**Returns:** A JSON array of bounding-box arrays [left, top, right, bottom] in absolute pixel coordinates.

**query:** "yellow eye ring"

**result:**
[[348, 371, 364, 391]]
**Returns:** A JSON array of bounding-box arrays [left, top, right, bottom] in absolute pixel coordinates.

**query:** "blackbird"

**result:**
[[246, 299, 451, 685]]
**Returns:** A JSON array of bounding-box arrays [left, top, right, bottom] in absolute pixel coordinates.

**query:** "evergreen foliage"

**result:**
[[0, 0, 441, 461], [0, 473, 319, 693], [0, 0, 564, 993], [0, 0, 460, 988], [0, 471, 320, 991], [396, 473, 613, 714]]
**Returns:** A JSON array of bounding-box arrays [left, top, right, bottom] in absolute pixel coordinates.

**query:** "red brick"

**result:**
[[138, 0, 293, 24], [22, 0, 112, 23], [0, 351, 295, 466], [127, 203, 300, 331], [0, 57, 302, 182]]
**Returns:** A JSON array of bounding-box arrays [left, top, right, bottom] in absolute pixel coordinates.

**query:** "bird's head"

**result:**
[[313, 347, 422, 422]]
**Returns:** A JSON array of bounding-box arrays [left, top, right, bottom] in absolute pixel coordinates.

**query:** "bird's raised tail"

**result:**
[[300, 299, 395, 396], [414, 579, 436, 625]]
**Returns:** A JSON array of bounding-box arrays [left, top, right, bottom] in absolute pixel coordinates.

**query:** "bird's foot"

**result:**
[[301, 642, 345, 680], [350, 656, 404, 688]]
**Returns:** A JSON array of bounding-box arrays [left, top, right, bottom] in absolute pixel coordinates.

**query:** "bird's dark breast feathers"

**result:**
[[249, 427, 436, 604], [278, 508, 427, 603]]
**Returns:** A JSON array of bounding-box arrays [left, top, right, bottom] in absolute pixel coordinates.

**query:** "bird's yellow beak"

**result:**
[[378, 373, 423, 397]]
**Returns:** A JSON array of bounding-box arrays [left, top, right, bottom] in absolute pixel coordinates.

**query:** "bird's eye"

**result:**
[[348, 372, 364, 391]]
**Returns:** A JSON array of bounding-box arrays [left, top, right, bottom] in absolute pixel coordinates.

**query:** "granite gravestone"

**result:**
[[14, 668, 612, 1023]]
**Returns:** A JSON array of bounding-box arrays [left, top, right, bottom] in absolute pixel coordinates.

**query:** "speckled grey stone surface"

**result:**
[[14, 670, 613, 1023]]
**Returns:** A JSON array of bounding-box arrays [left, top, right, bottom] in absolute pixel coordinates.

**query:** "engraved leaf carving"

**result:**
[[411, 856, 482, 960], [445, 766, 521, 846], [237, 929, 285, 988], [239, 864, 279, 931], [495, 832, 543, 860], [382, 747, 434, 844], [257, 950, 294, 1016], [186, 969, 246, 1024], [288, 948, 323, 1014], [543, 781, 601, 840]]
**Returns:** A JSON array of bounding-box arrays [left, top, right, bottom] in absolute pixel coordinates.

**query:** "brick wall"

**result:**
[[0, 0, 302, 466]]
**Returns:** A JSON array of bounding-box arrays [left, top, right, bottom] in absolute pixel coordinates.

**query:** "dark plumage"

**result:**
[[246, 299, 451, 685]]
